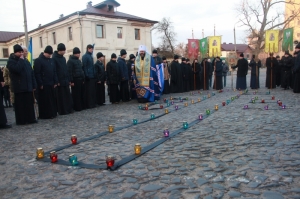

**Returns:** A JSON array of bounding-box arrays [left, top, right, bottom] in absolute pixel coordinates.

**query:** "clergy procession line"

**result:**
[[1, 42, 300, 130], [36, 88, 245, 170]]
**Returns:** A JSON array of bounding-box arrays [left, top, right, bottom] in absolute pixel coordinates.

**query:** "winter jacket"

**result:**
[[117, 57, 128, 81], [222, 63, 229, 76], [126, 60, 135, 80], [7, 53, 37, 93], [153, 56, 162, 65], [294, 51, 300, 73], [34, 53, 58, 87], [67, 55, 85, 82], [52, 51, 69, 86], [106, 60, 120, 84], [232, 58, 249, 77], [181, 63, 189, 80], [281, 55, 293, 71], [82, 52, 95, 79], [163, 62, 170, 80], [208, 62, 213, 76], [214, 60, 223, 76], [94, 60, 106, 82]]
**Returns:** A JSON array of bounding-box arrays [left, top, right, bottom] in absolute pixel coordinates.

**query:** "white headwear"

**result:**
[[138, 45, 150, 55]]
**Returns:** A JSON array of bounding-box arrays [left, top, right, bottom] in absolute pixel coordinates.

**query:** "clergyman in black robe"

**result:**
[[249, 55, 261, 89], [192, 59, 201, 90], [106, 53, 120, 103], [200, 58, 209, 90], [170, 55, 183, 93], [212, 57, 223, 90], [95, 52, 106, 105], [293, 44, 300, 93], [265, 53, 278, 89], [181, 58, 190, 92], [231, 53, 248, 90], [281, 51, 293, 90]]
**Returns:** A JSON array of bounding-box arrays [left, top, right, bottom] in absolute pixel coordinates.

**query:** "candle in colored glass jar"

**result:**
[[282, 105, 286, 109], [50, 151, 58, 163], [206, 109, 211, 115], [166, 99, 169, 104], [138, 105, 142, 109], [108, 125, 114, 133], [212, 92, 215, 96], [170, 96, 173, 100], [186, 97, 189, 100], [175, 105, 178, 110], [163, 128, 169, 137], [191, 100, 194, 104], [271, 96, 275, 100], [71, 135, 77, 145], [252, 99, 255, 104], [155, 100, 158, 104], [208, 94, 211, 98], [199, 114, 203, 120], [264, 105, 269, 110], [150, 113, 155, 119], [239, 91, 243, 95], [215, 104, 219, 110], [222, 101, 226, 106], [163, 98, 166, 103], [180, 99, 183, 102], [183, 121, 188, 129], [277, 99, 280, 104], [36, 148, 44, 159], [184, 102, 188, 107], [244, 105, 248, 109], [69, 154, 78, 166], [198, 98, 201, 102], [145, 106, 148, 110], [226, 100, 230, 105], [171, 100, 174, 105], [106, 155, 115, 168], [278, 101, 282, 106], [160, 104, 163, 109], [167, 102, 170, 107], [165, 108, 169, 114], [133, 118, 138, 125], [134, 143, 142, 155], [145, 103, 149, 107], [261, 99, 265, 103], [255, 96, 258, 100], [231, 97, 234, 101]]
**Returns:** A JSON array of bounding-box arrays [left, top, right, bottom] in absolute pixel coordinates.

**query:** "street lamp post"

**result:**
[[22, 0, 29, 46]]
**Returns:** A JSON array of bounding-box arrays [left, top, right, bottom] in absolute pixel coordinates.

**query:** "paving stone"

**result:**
[[244, 190, 260, 195], [131, 184, 140, 190], [142, 184, 163, 192], [122, 191, 137, 199], [150, 172, 160, 177], [228, 191, 241, 198], [161, 185, 188, 193], [185, 179, 197, 189], [197, 178, 208, 186], [212, 183, 225, 190], [126, 177, 137, 183], [60, 181, 75, 186], [262, 191, 284, 199]]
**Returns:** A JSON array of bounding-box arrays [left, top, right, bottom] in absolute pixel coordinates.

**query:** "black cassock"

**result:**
[[293, 52, 300, 93], [249, 59, 261, 89], [106, 60, 120, 103], [182, 63, 190, 92], [281, 55, 293, 89], [0, 73, 8, 126], [192, 61, 201, 90], [187, 63, 194, 90], [200, 60, 209, 90], [266, 57, 278, 89], [170, 60, 183, 93]]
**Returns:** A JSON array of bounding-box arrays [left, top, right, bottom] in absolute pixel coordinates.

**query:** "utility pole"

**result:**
[[232, 26, 237, 90], [202, 29, 204, 38], [214, 24, 216, 36], [22, 0, 29, 46], [192, 29, 194, 39]]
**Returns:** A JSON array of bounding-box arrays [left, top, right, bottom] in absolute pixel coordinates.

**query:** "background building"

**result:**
[[0, 0, 157, 65]]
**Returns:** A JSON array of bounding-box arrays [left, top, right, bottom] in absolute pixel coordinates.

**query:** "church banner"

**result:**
[[265, 30, 279, 53], [188, 39, 199, 59], [282, 28, 294, 52], [199, 37, 208, 57], [208, 36, 221, 57]]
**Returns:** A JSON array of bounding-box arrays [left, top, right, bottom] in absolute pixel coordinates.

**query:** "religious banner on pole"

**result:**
[[208, 36, 221, 57], [282, 28, 294, 52], [199, 37, 208, 57], [188, 39, 199, 59], [265, 30, 279, 53]]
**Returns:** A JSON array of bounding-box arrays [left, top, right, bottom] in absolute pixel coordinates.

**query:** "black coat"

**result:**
[[67, 55, 85, 82], [106, 60, 120, 84], [208, 62, 213, 76], [7, 53, 37, 93], [153, 56, 162, 65], [281, 55, 293, 71], [94, 60, 106, 82], [117, 57, 128, 81], [182, 63, 189, 80], [214, 60, 223, 76], [249, 59, 261, 75], [52, 51, 69, 86], [170, 60, 183, 93], [232, 58, 248, 77], [127, 60, 135, 80], [34, 53, 58, 87], [294, 52, 300, 73]]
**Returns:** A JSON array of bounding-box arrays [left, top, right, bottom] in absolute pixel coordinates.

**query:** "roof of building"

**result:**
[[0, 31, 24, 42], [221, 43, 251, 52]]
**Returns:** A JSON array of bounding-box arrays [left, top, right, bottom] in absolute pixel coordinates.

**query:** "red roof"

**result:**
[[0, 31, 24, 42], [221, 43, 251, 52]]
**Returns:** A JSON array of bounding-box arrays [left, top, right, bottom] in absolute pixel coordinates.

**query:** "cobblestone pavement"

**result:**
[[0, 68, 300, 199]]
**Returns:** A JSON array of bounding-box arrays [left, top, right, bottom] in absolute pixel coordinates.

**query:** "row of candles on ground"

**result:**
[[244, 96, 286, 109]]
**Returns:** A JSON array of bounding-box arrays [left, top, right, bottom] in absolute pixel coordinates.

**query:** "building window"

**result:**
[[2, 48, 9, 58], [135, 29, 140, 40], [39, 37, 43, 48], [52, 32, 56, 45], [117, 27, 122, 39], [96, 25, 104, 38], [68, 27, 73, 41], [246, 53, 250, 58]]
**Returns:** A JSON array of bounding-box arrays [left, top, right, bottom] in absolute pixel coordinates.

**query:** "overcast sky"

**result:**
[[0, 0, 249, 46]]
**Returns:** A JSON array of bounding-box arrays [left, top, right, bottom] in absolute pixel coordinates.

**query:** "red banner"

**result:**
[[188, 39, 199, 59]]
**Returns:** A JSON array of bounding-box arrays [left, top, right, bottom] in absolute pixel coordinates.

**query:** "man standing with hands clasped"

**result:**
[[95, 52, 106, 105]]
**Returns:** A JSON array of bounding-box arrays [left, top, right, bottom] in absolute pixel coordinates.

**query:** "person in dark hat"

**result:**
[[181, 57, 190, 92], [212, 57, 223, 90], [127, 54, 136, 99], [200, 58, 210, 90], [231, 53, 249, 90], [170, 55, 183, 93], [34, 45, 58, 119], [82, 44, 96, 108], [152, 49, 162, 65], [0, 64, 11, 129], [249, 55, 261, 89], [293, 44, 300, 93], [52, 43, 73, 115], [95, 52, 106, 105], [281, 51, 293, 90], [106, 53, 120, 103], [162, 56, 170, 94], [265, 52, 278, 89], [118, 49, 130, 102], [67, 47, 85, 111]]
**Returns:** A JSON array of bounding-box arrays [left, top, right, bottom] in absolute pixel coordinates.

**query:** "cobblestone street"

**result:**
[[0, 68, 300, 199]]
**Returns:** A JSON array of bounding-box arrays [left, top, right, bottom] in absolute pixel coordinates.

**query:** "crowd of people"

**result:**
[[0, 42, 299, 129]]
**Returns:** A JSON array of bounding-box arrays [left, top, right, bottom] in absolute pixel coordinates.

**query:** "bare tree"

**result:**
[[174, 42, 188, 57], [153, 18, 177, 55], [236, 0, 300, 56]]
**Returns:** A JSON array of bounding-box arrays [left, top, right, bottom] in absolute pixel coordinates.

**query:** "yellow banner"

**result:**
[[208, 36, 221, 57], [265, 30, 279, 53]]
